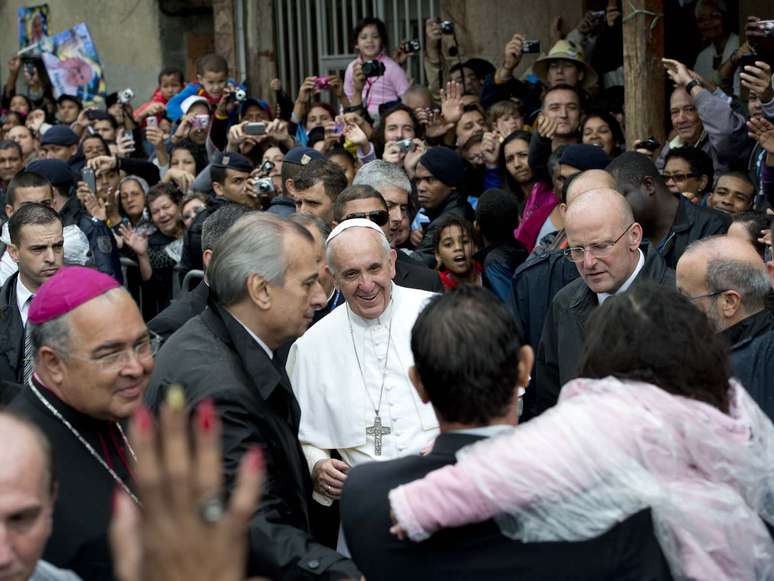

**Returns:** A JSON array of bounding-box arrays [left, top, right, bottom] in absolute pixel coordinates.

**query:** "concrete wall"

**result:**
[[0, 0, 165, 103], [440, 0, 585, 79]]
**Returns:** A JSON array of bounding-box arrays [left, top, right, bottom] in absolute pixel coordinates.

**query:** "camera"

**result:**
[[260, 160, 275, 174], [639, 137, 660, 152], [440, 20, 455, 34], [227, 87, 247, 102], [191, 114, 210, 130], [522, 40, 540, 54], [254, 178, 275, 193], [404, 39, 421, 54], [81, 167, 96, 193], [737, 53, 759, 71], [145, 116, 158, 129], [362, 60, 386, 78], [397, 138, 413, 153], [244, 122, 266, 136], [314, 77, 330, 90], [118, 88, 134, 104]]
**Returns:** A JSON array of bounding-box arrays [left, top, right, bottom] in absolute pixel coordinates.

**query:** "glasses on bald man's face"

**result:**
[[343, 210, 389, 226]]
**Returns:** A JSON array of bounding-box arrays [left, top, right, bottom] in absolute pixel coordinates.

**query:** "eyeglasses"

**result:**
[[564, 223, 634, 263], [344, 210, 389, 226], [60, 330, 162, 370], [661, 172, 698, 183], [685, 289, 731, 302]]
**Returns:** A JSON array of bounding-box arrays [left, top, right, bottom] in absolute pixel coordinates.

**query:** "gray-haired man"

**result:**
[[146, 213, 359, 580]]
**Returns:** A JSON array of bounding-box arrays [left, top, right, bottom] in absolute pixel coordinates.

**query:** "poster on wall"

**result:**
[[17, 5, 49, 50], [39, 23, 107, 105]]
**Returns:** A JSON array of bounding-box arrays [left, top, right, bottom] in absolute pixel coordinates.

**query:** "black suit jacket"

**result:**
[[146, 300, 359, 580], [394, 252, 444, 293], [147, 280, 210, 342], [0, 272, 25, 384], [341, 432, 673, 581]]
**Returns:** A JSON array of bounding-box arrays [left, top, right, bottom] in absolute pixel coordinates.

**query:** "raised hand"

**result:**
[[440, 80, 464, 125], [481, 131, 501, 168], [747, 116, 774, 154], [118, 223, 149, 257], [87, 155, 118, 175], [535, 113, 560, 140], [662, 58, 694, 87], [740, 60, 773, 104], [110, 389, 263, 581]]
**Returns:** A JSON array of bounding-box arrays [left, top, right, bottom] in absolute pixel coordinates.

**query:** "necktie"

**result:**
[[22, 295, 34, 385]]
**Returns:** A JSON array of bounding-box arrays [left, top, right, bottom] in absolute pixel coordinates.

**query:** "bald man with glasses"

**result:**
[[530, 188, 675, 418]]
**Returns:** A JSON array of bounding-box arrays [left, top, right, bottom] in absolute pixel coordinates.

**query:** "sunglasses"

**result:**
[[344, 210, 389, 226]]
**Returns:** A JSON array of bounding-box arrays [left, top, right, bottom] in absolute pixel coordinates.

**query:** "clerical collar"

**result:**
[[597, 249, 645, 305], [346, 283, 397, 327], [231, 315, 274, 359]]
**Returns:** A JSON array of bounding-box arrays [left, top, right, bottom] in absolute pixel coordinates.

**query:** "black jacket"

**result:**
[[508, 248, 580, 349], [533, 245, 675, 416], [724, 310, 774, 421], [660, 195, 730, 269], [414, 193, 474, 268], [147, 280, 210, 343], [395, 252, 444, 293], [59, 197, 123, 283], [0, 272, 24, 383], [341, 432, 673, 581], [145, 300, 358, 580], [10, 379, 135, 580]]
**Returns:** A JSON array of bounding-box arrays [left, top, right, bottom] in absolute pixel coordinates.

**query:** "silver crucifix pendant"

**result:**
[[366, 413, 391, 456]]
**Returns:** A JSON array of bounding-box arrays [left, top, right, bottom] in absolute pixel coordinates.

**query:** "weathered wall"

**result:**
[[440, 0, 585, 79], [0, 0, 164, 103]]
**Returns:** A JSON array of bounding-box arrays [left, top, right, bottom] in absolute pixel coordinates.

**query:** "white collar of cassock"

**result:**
[[345, 282, 398, 329]]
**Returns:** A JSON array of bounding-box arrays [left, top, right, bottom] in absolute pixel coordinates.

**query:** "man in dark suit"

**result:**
[[332, 185, 444, 294], [146, 213, 359, 580], [341, 286, 673, 581], [148, 203, 253, 342], [0, 204, 63, 385]]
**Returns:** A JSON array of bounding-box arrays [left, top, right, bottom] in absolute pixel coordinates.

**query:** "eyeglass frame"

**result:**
[[685, 289, 732, 302], [52, 329, 162, 370], [661, 171, 698, 183], [563, 222, 635, 263], [343, 210, 389, 227]]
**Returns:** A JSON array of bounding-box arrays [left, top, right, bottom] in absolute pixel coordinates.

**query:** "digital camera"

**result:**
[[440, 20, 455, 34], [362, 60, 386, 78], [405, 39, 421, 54], [254, 178, 275, 193], [118, 88, 134, 104], [522, 40, 540, 54]]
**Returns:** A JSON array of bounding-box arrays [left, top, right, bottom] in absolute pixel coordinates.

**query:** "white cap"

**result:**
[[181, 95, 210, 115], [325, 218, 388, 247]]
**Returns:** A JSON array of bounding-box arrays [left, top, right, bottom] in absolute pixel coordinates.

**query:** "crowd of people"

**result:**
[[0, 1, 774, 579]]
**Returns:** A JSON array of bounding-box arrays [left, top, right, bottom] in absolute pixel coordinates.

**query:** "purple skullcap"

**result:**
[[28, 266, 121, 325]]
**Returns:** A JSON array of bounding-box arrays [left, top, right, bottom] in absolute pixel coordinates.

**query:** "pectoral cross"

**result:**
[[366, 414, 391, 456]]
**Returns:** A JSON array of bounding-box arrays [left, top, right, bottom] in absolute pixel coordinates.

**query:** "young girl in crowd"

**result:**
[[344, 17, 410, 119], [433, 215, 482, 290]]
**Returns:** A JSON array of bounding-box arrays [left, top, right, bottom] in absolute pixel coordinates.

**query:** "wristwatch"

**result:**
[[685, 79, 703, 95]]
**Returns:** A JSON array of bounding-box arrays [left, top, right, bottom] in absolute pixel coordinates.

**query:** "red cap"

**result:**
[[28, 267, 121, 325]]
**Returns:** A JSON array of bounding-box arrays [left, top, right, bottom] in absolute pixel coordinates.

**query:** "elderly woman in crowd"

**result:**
[[389, 283, 774, 579]]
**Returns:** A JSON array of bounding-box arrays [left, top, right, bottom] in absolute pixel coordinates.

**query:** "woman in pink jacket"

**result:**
[[389, 283, 774, 580]]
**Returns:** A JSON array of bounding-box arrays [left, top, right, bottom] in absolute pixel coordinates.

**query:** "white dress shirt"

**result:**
[[597, 248, 645, 305], [15, 276, 34, 327]]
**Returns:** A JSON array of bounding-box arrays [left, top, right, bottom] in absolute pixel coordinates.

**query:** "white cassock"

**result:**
[[286, 283, 440, 508]]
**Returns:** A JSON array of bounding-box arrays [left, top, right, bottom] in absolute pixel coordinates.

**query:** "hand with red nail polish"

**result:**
[[110, 395, 264, 581]]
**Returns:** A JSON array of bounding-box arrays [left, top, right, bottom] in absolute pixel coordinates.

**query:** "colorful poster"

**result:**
[[17, 5, 49, 50], [40, 23, 106, 105]]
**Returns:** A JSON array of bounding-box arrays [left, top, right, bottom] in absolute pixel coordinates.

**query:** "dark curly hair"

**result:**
[[411, 285, 524, 424], [578, 282, 730, 413]]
